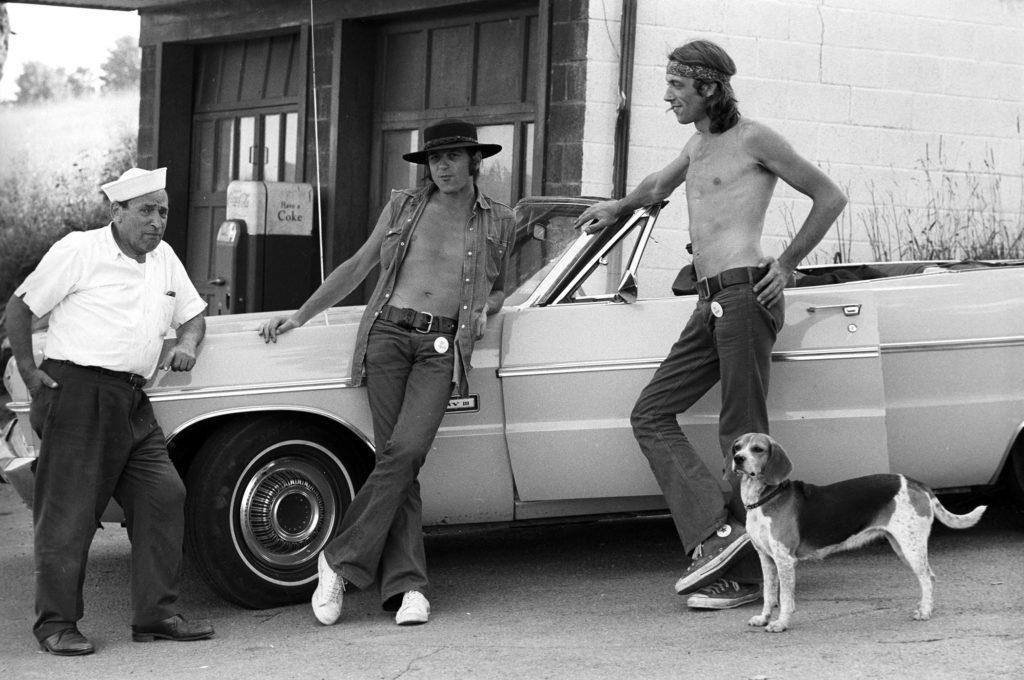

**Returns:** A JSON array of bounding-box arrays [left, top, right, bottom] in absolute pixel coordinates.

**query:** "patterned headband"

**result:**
[[667, 60, 730, 83]]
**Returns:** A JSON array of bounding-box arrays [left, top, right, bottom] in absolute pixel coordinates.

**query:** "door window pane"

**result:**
[[214, 119, 234, 192], [382, 129, 421, 196], [476, 124, 514, 205], [264, 113, 281, 181], [523, 122, 535, 197], [283, 112, 298, 182], [568, 220, 644, 302], [237, 116, 256, 181]]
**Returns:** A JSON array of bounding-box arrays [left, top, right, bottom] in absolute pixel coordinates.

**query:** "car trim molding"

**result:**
[[497, 347, 880, 377], [772, 348, 880, 362], [148, 378, 358, 403], [164, 404, 375, 450], [5, 400, 31, 415], [496, 336, 1024, 378], [880, 335, 1024, 354]]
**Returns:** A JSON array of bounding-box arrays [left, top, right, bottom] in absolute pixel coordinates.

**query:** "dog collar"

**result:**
[[745, 480, 791, 510]]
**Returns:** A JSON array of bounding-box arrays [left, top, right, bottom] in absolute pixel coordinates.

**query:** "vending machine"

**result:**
[[210, 181, 316, 314]]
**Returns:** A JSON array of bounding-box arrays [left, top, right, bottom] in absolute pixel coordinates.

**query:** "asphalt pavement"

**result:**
[[0, 481, 1022, 680]]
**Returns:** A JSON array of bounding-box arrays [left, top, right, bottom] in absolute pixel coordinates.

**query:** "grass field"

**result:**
[[0, 91, 139, 177], [0, 92, 140, 308]]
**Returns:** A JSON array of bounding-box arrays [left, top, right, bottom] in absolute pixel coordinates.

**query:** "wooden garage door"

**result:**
[[187, 34, 303, 308], [372, 5, 540, 213]]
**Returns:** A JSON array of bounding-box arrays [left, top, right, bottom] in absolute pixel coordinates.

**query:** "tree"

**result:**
[[100, 35, 140, 92], [15, 61, 67, 103], [67, 67, 97, 98], [1, 4, 10, 84]]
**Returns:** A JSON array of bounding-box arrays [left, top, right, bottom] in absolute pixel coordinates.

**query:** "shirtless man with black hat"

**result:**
[[259, 119, 515, 626]]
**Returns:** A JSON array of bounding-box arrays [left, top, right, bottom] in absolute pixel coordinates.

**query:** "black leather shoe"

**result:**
[[39, 628, 95, 656], [131, 614, 215, 642]]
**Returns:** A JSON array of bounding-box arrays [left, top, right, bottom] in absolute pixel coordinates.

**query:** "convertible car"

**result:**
[[3, 196, 1024, 609]]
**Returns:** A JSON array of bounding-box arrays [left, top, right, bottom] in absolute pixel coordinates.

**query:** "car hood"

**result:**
[[147, 306, 368, 394]]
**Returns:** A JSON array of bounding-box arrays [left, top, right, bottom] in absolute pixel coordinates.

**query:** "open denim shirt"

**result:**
[[351, 183, 515, 396]]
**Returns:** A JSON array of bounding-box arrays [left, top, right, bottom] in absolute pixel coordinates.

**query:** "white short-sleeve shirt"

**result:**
[[15, 225, 207, 378]]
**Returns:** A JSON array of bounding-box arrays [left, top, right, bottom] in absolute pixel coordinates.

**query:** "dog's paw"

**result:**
[[748, 615, 770, 627], [765, 620, 789, 633], [912, 608, 932, 621]]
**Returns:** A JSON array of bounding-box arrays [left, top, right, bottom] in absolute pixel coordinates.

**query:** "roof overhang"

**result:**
[[7, 0, 195, 11]]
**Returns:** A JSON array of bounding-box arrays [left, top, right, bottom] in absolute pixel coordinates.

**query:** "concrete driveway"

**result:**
[[1, 482, 1022, 680]]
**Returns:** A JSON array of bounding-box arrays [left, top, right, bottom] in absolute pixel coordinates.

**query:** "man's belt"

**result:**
[[48, 359, 147, 388], [379, 305, 458, 335], [696, 266, 766, 300]]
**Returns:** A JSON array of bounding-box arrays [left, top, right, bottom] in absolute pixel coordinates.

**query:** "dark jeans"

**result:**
[[30, 361, 185, 641], [631, 285, 784, 580], [324, 319, 455, 607]]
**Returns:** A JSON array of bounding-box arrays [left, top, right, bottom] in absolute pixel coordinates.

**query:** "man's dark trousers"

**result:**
[[325, 319, 455, 608], [630, 284, 784, 580], [30, 361, 185, 641]]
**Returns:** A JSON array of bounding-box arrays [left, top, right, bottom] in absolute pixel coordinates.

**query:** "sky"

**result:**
[[1, 3, 139, 101]]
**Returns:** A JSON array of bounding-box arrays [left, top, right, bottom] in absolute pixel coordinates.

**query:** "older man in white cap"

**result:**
[[5, 167, 213, 656]]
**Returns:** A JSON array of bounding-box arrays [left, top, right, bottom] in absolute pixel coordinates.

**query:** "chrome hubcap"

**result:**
[[237, 450, 339, 568]]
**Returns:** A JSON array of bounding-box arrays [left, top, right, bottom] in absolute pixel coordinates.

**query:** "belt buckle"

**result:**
[[415, 312, 434, 334], [697, 278, 711, 299]]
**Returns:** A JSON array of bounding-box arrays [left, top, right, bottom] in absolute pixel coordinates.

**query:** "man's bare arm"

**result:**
[[574, 148, 692, 233], [744, 122, 848, 305], [5, 294, 56, 395], [258, 219, 387, 342], [160, 312, 206, 371]]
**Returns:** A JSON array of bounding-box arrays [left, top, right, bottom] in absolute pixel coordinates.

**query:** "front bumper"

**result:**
[[1, 414, 125, 522], [0, 416, 36, 511]]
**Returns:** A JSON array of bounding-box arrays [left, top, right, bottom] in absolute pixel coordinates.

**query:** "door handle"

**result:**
[[806, 303, 860, 316], [208, 277, 227, 286]]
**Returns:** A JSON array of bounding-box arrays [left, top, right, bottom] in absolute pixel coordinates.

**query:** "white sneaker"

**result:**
[[394, 590, 430, 626], [311, 552, 344, 625]]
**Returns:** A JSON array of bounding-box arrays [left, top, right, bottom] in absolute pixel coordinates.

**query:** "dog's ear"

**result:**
[[761, 437, 793, 486]]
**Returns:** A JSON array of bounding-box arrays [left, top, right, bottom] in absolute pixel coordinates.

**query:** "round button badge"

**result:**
[[710, 301, 724, 318], [434, 337, 450, 354]]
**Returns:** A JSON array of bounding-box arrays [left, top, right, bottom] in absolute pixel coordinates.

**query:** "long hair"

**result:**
[[420, 149, 483, 184], [669, 40, 740, 134]]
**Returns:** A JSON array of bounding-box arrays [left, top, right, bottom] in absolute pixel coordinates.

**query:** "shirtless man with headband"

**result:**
[[575, 39, 846, 611]]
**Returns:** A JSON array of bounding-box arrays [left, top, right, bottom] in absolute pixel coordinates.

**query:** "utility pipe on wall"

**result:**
[[611, 0, 637, 199]]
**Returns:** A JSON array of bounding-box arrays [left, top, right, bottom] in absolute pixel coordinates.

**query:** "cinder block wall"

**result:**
[[583, 0, 1024, 263]]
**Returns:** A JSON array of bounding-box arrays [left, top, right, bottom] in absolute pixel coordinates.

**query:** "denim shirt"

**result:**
[[351, 182, 515, 395]]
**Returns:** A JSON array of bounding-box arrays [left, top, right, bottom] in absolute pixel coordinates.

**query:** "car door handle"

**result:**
[[806, 303, 861, 316], [208, 277, 227, 286]]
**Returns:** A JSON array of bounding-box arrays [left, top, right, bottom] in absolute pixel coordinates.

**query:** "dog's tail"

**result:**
[[930, 494, 986, 529]]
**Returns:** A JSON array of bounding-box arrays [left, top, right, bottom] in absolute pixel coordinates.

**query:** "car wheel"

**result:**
[[184, 415, 372, 608], [1005, 440, 1024, 510]]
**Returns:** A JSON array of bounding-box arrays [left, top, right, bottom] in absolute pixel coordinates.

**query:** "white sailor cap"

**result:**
[[101, 167, 167, 202]]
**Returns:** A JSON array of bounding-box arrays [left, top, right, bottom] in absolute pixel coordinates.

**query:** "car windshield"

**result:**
[[504, 196, 601, 307]]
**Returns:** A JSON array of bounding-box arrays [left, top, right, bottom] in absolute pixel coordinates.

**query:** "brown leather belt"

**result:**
[[379, 305, 458, 335], [696, 266, 766, 300], [48, 359, 148, 388]]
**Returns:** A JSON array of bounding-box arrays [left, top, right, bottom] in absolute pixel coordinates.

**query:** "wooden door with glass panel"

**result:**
[[187, 34, 302, 310], [372, 6, 540, 216]]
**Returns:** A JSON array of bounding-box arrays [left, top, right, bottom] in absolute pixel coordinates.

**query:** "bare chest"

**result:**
[[685, 137, 768, 201], [405, 202, 471, 265]]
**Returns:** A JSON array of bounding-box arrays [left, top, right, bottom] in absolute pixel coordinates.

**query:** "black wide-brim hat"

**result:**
[[402, 119, 503, 164]]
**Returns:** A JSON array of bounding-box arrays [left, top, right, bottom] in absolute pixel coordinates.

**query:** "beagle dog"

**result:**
[[731, 432, 986, 633]]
